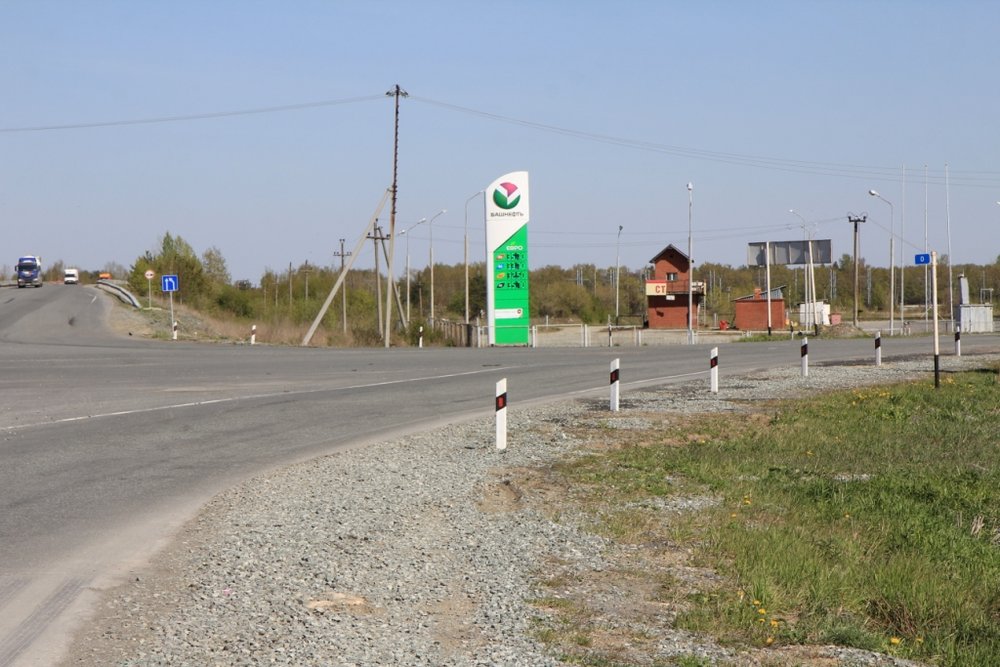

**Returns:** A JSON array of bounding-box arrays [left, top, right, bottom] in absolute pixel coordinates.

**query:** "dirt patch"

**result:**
[[103, 298, 244, 343], [818, 322, 869, 338], [427, 584, 483, 657]]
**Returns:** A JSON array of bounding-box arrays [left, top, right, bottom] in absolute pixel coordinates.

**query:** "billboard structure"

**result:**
[[747, 239, 832, 266], [485, 171, 530, 345], [747, 239, 832, 332]]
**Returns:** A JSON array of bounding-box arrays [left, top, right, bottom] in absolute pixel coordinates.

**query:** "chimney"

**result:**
[[958, 274, 971, 305]]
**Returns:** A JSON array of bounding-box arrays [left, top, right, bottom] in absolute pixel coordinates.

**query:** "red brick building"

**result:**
[[732, 286, 786, 331], [645, 245, 704, 329]]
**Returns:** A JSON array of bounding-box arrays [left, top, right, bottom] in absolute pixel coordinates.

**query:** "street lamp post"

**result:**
[[686, 182, 694, 345], [615, 225, 623, 325], [464, 191, 484, 324], [869, 190, 895, 335], [789, 209, 817, 330], [399, 218, 426, 326], [427, 208, 446, 322]]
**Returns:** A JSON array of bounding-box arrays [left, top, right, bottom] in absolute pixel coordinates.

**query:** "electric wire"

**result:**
[[4, 91, 997, 189], [0, 95, 385, 132], [409, 96, 1000, 188]]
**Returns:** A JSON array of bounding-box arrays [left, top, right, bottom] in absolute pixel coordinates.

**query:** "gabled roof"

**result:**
[[733, 286, 786, 302], [649, 244, 689, 264]]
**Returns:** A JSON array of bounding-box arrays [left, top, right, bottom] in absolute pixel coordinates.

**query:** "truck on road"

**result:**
[[16, 256, 43, 288]]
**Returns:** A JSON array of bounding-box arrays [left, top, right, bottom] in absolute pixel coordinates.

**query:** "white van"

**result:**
[[64, 268, 80, 285]]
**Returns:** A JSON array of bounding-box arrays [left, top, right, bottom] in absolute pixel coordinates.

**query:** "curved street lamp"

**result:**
[[686, 183, 694, 345], [869, 189, 895, 335], [464, 191, 485, 324], [427, 208, 447, 322], [789, 209, 817, 329], [615, 225, 623, 325], [399, 218, 426, 325]]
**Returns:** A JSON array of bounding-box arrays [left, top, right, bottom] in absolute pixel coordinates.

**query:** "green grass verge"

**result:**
[[550, 366, 999, 666]]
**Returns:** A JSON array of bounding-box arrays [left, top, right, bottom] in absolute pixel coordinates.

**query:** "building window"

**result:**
[[667, 272, 678, 281]]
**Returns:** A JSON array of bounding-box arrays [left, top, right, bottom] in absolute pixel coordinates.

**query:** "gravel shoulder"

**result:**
[[63, 352, 998, 667]]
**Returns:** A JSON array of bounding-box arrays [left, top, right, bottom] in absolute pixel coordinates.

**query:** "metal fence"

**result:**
[[430, 319, 747, 348]]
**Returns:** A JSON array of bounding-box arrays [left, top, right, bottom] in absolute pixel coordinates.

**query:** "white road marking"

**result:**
[[2, 366, 517, 432]]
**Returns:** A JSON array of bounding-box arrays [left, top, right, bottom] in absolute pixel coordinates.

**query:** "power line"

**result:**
[[5, 89, 998, 190], [409, 96, 1000, 188], [0, 95, 384, 133]]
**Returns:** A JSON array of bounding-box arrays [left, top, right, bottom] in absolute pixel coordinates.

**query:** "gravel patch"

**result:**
[[66, 353, 997, 666]]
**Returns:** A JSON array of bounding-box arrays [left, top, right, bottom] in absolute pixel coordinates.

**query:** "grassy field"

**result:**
[[534, 364, 999, 666]]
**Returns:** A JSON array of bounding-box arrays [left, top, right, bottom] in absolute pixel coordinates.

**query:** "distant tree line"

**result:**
[[119, 233, 1000, 340]]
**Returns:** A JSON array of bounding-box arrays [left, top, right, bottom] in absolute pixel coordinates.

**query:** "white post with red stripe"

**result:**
[[710, 347, 719, 393], [610, 358, 620, 411], [801, 336, 809, 377], [495, 378, 508, 450], [875, 331, 881, 366]]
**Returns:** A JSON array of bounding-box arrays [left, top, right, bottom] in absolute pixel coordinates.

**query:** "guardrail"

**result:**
[[96, 280, 141, 308]]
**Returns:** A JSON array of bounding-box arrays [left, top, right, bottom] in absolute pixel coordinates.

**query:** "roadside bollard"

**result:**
[[495, 378, 507, 450], [610, 358, 620, 411], [419, 326, 424, 349], [172, 321, 178, 341], [801, 336, 809, 377], [250, 324, 257, 346], [710, 347, 719, 393], [875, 331, 881, 366], [955, 325, 961, 357]]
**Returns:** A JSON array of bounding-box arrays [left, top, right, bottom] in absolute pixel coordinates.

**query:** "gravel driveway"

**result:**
[[64, 353, 996, 666]]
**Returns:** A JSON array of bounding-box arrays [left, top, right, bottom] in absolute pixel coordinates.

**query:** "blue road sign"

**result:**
[[161, 274, 179, 292], [914, 253, 931, 265]]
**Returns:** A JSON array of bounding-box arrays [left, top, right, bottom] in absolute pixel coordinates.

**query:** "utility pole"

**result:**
[[369, 224, 387, 335], [303, 261, 311, 302], [334, 239, 351, 334], [384, 84, 407, 348], [288, 261, 293, 306], [848, 214, 866, 327], [686, 182, 694, 345]]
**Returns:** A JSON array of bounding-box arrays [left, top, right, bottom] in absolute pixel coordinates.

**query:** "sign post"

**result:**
[[710, 347, 719, 393], [495, 378, 508, 450], [916, 253, 940, 388], [610, 358, 620, 411], [144, 269, 155, 309], [161, 274, 179, 340], [485, 171, 530, 345]]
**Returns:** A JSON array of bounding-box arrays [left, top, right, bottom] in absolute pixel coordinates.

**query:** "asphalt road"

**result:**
[[1, 285, 996, 666]]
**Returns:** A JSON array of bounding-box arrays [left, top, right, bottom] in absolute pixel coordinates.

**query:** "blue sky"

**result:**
[[2, 1, 998, 283]]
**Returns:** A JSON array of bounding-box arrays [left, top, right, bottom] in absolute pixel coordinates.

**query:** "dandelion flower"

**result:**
[[757, 608, 767, 615], [890, 637, 901, 645], [765, 636, 774, 645], [770, 619, 779, 627]]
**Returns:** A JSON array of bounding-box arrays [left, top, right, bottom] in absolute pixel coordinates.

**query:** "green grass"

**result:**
[[546, 366, 1000, 665]]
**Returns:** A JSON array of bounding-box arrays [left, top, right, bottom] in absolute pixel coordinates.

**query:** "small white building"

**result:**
[[955, 274, 994, 333]]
